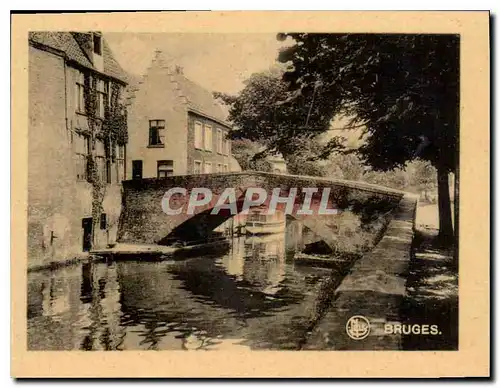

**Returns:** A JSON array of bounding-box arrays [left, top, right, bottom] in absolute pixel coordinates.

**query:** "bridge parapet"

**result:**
[[118, 171, 406, 246]]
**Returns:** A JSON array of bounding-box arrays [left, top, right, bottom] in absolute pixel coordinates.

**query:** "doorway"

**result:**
[[132, 160, 143, 180], [82, 217, 93, 252]]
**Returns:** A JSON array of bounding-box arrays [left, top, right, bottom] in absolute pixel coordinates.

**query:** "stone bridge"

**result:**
[[117, 171, 406, 247]]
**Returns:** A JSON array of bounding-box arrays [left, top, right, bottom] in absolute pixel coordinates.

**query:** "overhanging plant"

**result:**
[[83, 72, 128, 249]]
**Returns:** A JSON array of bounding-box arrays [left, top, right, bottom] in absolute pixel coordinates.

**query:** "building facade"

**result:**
[[28, 32, 129, 268], [125, 51, 239, 179]]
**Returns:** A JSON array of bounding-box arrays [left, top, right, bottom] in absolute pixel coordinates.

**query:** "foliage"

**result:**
[[214, 67, 344, 159], [83, 74, 106, 248], [277, 33, 459, 174], [407, 160, 437, 191], [276, 33, 458, 242], [216, 33, 458, 241], [102, 82, 128, 146], [230, 139, 273, 172], [83, 72, 127, 248], [324, 152, 436, 194], [325, 152, 367, 181], [284, 136, 331, 177]]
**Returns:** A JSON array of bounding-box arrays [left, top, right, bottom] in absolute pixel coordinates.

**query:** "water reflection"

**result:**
[[27, 210, 386, 351]]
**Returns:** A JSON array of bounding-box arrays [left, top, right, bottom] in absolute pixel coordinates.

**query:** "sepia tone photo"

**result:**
[[12, 11, 489, 377]]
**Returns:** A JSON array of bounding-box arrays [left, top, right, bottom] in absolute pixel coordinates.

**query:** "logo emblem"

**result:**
[[346, 315, 371, 340]]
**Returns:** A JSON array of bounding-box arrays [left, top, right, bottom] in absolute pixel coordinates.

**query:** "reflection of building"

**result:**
[[125, 50, 241, 179], [242, 233, 287, 294], [27, 262, 125, 350], [214, 214, 247, 236], [28, 32, 128, 267], [218, 238, 246, 280], [217, 233, 288, 295], [75, 262, 124, 350], [285, 219, 304, 252]]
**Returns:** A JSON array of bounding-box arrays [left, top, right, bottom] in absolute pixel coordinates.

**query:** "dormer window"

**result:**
[[92, 33, 104, 72], [93, 34, 102, 56]]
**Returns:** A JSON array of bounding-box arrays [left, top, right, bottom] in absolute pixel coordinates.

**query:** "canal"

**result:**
[[27, 210, 391, 351]]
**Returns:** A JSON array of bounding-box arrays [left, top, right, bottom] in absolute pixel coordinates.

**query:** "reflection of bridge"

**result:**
[[117, 171, 405, 248]]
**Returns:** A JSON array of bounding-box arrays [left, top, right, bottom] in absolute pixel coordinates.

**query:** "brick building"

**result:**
[[125, 51, 240, 179], [28, 32, 128, 268]]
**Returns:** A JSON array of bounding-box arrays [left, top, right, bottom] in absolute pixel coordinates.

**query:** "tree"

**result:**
[[407, 160, 437, 202], [286, 154, 326, 177], [230, 139, 273, 172], [325, 152, 367, 181], [214, 67, 344, 160], [277, 33, 459, 244]]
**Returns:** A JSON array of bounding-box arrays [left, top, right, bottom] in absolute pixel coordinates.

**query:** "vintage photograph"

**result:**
[[25, 29, 462, 352]]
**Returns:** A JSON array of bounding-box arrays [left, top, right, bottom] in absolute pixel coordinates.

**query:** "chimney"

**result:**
[[175, 65, 184, 75], [153, 49, 163, 60]]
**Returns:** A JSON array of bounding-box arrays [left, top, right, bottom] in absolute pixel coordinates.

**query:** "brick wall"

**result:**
[[186, 112, 232, 174], [28, 45, 123, 269]]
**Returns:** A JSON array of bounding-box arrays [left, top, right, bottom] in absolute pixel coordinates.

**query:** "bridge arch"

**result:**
[[117, 172, 404, 249]]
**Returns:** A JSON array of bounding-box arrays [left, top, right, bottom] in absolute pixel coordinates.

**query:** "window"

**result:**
[[96, 79, 108, 118], [95, 140, 108, 183], [157, 160, 174, 178], [193, 160, 202, 174], [93, 34, 102, 55], [194, 121, 203, 149], [75, 132, 90, 181], [75, 71, 85, 113], [116, 145, 125, 183], [100, 213, 107, 230], [223, 164, 228, 172], [216, 163, 222, 173], [224, 138, 231, 155], [204, 124, 212, 151], [149, 119, 165, 146], [216, 129, 223, 154], [204, 162, 212, 174]]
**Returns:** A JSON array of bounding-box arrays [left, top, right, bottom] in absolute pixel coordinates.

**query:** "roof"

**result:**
[[229, 156, 242, 172], [28, 31, 128, 84], [172, 74, 230, 125], [123, 72, 143, 106], [124, 51, 230, 126]]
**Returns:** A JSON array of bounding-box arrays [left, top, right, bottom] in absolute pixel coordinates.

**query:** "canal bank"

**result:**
[[27, 193, 417, 350], [302, 194, 418, 350], [27, 238, 231, 272]]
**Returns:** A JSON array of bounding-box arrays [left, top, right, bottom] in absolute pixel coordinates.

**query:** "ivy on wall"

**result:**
[[103, 81, 128, 146], [83, 72, 128, 249]]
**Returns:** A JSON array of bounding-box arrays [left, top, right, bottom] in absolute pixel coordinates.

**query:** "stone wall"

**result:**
[[118, 171, 405, 245], [302, 194, 418, 350]]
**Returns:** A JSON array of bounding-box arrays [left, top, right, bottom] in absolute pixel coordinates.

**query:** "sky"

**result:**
[[104, 32, 288, 95], [103, 32, 363, 142]]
